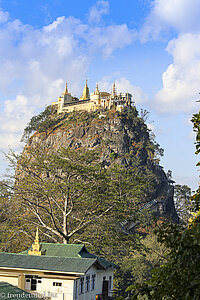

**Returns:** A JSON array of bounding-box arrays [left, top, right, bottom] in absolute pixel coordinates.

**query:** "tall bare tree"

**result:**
[[6, 143, 153, 246], [9, 144, 113, 244]]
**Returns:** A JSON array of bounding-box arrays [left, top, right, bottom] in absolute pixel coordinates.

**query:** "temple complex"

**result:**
[[52, 80, 133, 113]]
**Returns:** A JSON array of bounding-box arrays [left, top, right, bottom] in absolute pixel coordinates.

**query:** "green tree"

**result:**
[[191, 111, 200, 157], [0, 180, 12, 248], [174, 184, 193, 224], [0, 180, 32, 252], [7, 144, 113, 244], [7, 143, 154, 247], [114, 233, 167, 297], [117, 110, 200, 299], [77, 162, 155, 254], [21, 105, 67, 142]]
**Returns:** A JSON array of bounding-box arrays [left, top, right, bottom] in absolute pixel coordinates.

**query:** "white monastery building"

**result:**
[[52, 80, 133, 113], [0, 230, 117, 300]]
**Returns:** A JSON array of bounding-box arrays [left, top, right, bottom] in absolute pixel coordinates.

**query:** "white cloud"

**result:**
[[115, 78, 148, 104], [154, 33, 200, 113], [0, 10, 9, 23], [88, 0, 109, 24], [141, 1, 200, 113], [141, 0, 200, 41], [188, 130, 196, 141], [0, 133, 24, 149], [98, 77, 148, 105], [88, 24, 135, 57], [0, 95, 33, 151], [43, 16, 65, 32], [167, 33, 200, 65], [4, 95, 27, 114], [0, 8, 134, 155], [173, 175, 198, 191]]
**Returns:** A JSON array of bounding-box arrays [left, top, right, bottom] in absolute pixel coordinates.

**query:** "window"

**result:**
[[109, 276, 112, 290], [25, 275, 41, 279], [25, 275, 42, 291], [53, 282, 62, 287], [91, 274, 96, 290], [79, 277, 84, 294], [31, 279, 37, 291], [85, 275, 90, 293]]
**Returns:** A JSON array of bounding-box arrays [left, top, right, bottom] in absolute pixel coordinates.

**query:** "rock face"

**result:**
[[27, 108, 179, 223]]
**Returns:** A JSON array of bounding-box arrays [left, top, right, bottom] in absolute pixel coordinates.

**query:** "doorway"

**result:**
[[102, 277, 109, 300]]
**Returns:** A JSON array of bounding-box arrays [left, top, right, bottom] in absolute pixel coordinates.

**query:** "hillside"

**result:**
[[24, 106, 178, 224]]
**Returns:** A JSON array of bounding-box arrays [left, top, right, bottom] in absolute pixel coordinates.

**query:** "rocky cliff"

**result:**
[[26, 106, 179, 224]]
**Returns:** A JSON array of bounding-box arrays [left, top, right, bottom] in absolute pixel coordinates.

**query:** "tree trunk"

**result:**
[[63, 236, 69, 244]]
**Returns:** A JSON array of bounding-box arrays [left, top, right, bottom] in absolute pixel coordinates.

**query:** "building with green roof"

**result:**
[[0, 282, 41, 300], [0, 230, 117, 300]]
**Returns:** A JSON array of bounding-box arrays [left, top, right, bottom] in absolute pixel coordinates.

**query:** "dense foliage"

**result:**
[[191, 111, 200, 157], [116, 111, 200, 299], [0, 179, 32, 252], [5, 144, 155, 250], [174, 184, 193, 224], [21, 105, 67, 142]]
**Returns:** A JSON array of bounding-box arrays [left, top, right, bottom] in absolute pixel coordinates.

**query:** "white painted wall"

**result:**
[[24, 276, 74, 300], [96, 270, 114, 295], [0, 276, 18, 286], [78, 266, 97, 300], [41, 277, 74, 300], [77, 267, 114, 300]]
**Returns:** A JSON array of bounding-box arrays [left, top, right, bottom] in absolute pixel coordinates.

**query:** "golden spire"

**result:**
[[112, 81, 116, 96], [28, 227, 42, 256], [80, 80, 90, 100], [95, 83, 100, 94], [35, 227, 39, 243], [64, 81, 69, 95]]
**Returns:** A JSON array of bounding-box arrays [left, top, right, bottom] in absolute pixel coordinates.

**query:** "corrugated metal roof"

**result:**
[[80, 251, 117, 269], [0, 253, 96, 274], [19, 243, 117, 270], [0, 282, 41, 300], [20, 243, 85, 258]]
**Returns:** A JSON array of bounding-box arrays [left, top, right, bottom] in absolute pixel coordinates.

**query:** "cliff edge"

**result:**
[[25, 106, 179, 224]]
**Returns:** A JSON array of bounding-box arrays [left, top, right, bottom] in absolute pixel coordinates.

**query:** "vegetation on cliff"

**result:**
[[21, 105, 67, 142], [22, 106, 164, 167]]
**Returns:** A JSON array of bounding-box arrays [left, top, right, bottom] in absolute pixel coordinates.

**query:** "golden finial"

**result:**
[[96, 83, 99, 94], [64, 81, 69, 95], [112, 81, 116, 96], [35, 227, 39, 243], [80, 79, 90, 100], [28, 227, 42, 256]]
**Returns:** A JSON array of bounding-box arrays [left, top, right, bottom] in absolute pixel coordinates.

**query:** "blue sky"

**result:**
[[0, 0, 199, 190]]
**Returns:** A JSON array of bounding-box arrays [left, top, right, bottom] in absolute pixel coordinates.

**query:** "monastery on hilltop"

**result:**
[[52, 80, 133, 113]]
